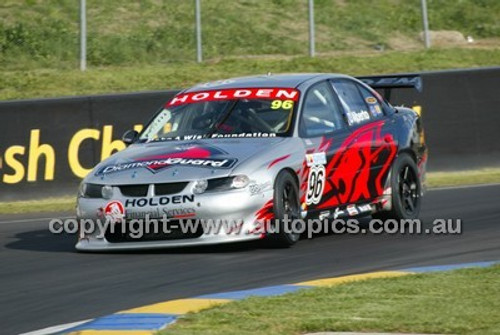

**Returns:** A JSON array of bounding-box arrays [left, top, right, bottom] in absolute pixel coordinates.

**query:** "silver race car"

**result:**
[[76, 73, 427, 251]]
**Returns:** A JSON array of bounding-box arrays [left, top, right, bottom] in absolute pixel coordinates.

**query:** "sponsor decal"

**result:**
[[346, 204, 359, 216], [103, 200, 126, 223], [210, 132, 277, 139], [126, 209, 162, 220], [347, 110, 370, 125], [249, 181, 272, 195], [304, 149, 328, 206], [331, 204, 370, 219], [306, 164, 326, 205], [152, 133, 278, 141], [126, 207, 196, 220], [333, 207, 345, 219], [368, 105, 383, 117], [358, 204, 372, 212], [319, 210, 330, 220], [365, 96, 378, 104], [167, 88, 300, 107], [299, 137, 332, 208], [124, 195, 195, 208], [306, 152, 327, 167], [97, 143, 237, 175], [100, 158, 234, 174], [165, 207, 196, 219]]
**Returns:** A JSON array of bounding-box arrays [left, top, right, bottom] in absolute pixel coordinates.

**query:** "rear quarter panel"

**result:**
[[393, 107, 428, 190]]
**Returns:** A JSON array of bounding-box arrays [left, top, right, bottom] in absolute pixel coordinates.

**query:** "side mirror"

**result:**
[[122, 130, 139, 145]]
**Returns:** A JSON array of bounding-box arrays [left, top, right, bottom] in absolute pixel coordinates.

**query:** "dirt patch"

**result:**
[[388, 33, 423, 50], [420, 30, 467, 47]]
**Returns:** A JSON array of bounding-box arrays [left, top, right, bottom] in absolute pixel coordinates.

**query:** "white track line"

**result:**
[[19, 319, 90, 335], [429, 182, 500, 191], [0, 216, 73, 225]]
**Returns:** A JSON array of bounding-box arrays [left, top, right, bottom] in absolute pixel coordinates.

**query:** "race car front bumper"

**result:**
[[75, 185, 273, 251]]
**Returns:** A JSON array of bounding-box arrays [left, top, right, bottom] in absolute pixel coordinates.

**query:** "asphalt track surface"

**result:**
[[1, 184, 499, 335]]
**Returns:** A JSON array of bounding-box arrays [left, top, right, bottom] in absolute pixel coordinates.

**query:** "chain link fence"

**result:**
[[1, 0, 498, 71]]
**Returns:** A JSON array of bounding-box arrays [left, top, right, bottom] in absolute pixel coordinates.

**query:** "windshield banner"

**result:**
[[167, 88, 299, 107]]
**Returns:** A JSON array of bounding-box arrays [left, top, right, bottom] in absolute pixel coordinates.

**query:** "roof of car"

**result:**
[[185, 73, 350, 92]]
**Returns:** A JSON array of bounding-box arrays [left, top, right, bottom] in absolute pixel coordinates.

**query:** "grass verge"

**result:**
[[0, 197, 75, 215], [0, 168, 499, 215], [2, 48, 500, 100], [427, 168, 500, 188], [2, 0, 499, 71], [161, 265, 500, 335]]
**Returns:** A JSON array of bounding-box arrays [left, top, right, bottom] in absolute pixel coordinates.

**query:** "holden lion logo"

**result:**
[[103, 201, 126, 223]]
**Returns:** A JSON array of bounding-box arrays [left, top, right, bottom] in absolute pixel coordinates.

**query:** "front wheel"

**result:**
[[268, 170, 301, 247], [374, 153, 422, 221]]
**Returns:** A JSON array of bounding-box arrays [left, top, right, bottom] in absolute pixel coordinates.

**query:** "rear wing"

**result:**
[[356, 74, 422, 101]]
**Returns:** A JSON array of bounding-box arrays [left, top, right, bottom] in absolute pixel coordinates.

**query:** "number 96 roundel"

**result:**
[[306, 165, 326, 205]]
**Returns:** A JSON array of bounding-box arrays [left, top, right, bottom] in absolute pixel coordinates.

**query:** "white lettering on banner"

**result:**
[[167, 88, 299, 107]]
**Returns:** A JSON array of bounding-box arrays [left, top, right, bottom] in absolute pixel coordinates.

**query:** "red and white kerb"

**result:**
[[167, 88, 299, 107]]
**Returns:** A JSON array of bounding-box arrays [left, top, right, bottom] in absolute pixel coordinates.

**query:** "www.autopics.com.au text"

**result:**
[[49, 215, 462, 240]]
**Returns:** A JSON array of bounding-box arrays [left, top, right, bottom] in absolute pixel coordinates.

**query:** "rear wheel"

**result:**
[[268, 170, 302, 247], [374, 153, 421, 221]]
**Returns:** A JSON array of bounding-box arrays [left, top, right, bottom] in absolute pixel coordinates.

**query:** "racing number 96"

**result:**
[[306, 165, 325, 205], [271, 100, 294, 110]]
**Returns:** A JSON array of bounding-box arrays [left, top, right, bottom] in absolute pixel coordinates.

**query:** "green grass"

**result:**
[[427, 168, 500, 188], [0, 196, 74, 214], [1, 0, 499, 70], [1, 48, 500, 100], [161, 265, 500, 335], [1, 0, 500, 100], [1, 168, 499, 214]]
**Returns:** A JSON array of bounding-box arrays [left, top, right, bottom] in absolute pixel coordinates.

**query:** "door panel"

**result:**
[[297, 81, 351, 214], [314, 79, 398, 208]]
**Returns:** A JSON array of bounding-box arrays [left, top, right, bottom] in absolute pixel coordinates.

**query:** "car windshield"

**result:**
[[139, 88, 299, 142]]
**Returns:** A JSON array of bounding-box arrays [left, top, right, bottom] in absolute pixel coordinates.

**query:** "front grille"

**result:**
[[105, 220, 203, 243], [117, 182, 188, 198], [155, 182, 188, 195], [118, 184, 149, 197]]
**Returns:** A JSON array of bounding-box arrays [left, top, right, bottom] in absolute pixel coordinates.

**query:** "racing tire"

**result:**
[[268, 170, 302, 248], [373, 153, 422, 221]]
